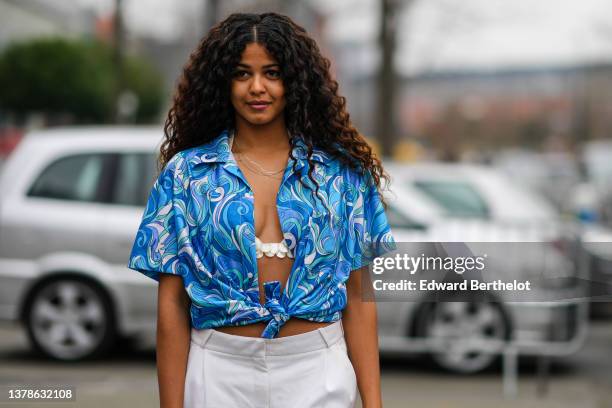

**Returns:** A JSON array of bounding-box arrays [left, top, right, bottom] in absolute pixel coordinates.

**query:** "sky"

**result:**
[[319, 0, 612, 74], [75, 0, 612, 75]]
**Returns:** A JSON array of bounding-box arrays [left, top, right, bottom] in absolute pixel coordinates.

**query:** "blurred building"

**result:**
[[338, 58, 612, 161]]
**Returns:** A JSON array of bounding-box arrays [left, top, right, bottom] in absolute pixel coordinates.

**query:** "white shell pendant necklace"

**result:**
[[255, 237, 294, 259]]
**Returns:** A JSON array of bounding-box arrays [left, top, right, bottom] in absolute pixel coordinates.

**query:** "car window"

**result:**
[[412, 180, 489, 219], [583, 148, 612, 187], [113, 153, 157, 206], [387, 203, 426, 230], [28, 154, 109, 202]]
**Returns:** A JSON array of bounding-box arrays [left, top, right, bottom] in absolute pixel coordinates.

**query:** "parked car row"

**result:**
[[380, 162, 587, 372], [492, 143, 612, 228], [0, 127, 602, 375]]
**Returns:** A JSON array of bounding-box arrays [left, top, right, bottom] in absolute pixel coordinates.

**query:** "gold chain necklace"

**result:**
[[236, 154, 285, 178], [232, 132, 288, 177]]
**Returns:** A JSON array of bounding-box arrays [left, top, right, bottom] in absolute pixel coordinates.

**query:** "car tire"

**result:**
[[415, 296, 511, 374], [23, 277, 116, 361]]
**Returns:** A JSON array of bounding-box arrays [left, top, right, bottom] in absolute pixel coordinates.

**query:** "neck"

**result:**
[[232, 119, 290, 155]]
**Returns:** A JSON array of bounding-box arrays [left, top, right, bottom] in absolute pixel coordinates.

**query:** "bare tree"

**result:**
[[204, 0, 221, 33], [376, 0, 398, 158], [113, 0, 125, 123], [376, 0, 418, 158]]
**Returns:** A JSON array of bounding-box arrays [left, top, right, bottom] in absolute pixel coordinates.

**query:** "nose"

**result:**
[[249, 73, 266, 94]]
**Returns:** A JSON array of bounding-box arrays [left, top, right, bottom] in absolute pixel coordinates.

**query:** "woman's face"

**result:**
[[230, 42, 286, 127]]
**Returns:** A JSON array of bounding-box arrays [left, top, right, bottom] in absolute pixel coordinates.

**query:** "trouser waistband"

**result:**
[[190, 320, 344, 357]]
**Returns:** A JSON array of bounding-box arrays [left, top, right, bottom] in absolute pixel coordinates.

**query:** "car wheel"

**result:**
[[24, 278, 116, 361], [416, 299, 511, 374]]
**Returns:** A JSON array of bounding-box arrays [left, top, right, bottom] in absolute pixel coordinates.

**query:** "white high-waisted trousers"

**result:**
[[184, 320, 358, 408]]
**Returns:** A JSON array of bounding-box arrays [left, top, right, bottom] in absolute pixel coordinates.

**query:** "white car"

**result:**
[[376, 162, 587, 373]]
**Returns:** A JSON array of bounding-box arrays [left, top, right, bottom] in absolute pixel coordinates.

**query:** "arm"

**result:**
[[342, 266, 383, 408], [157, 274, 191, 408]]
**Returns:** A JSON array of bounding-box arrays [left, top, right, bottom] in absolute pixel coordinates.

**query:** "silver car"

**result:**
[[0, 127, 160, 360]]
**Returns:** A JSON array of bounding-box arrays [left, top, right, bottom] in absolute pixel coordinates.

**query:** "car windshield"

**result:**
[[386, 203, 426, 229], [583, 148, 612, 187], [412, 180, 489, 219]]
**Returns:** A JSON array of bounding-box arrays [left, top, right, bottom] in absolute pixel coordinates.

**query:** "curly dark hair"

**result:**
[[160, 12, 391, 207]]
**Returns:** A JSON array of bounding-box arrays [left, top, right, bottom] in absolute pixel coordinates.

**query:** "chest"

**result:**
[[241, 170, 285, 239], [192, 161, 345, 256]]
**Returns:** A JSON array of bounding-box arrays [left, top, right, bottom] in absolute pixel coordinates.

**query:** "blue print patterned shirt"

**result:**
[[127, 129, 397, 338]]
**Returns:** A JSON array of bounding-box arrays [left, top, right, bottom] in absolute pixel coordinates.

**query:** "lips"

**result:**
[[247, 101, 271, 111]]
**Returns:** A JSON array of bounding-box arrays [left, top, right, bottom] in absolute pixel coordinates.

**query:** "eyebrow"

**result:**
[[236, 63, 280, 69]]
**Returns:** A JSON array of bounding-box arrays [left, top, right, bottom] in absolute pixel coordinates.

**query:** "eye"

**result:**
[[233, 70, 249, 78], [267, 70, 281, 78]]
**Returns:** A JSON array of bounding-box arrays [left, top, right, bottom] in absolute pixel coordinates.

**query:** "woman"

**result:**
[[128, 12, 396, 408]]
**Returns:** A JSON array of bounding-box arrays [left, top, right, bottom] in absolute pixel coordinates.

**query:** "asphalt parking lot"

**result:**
[[0, 321, 611, 408]]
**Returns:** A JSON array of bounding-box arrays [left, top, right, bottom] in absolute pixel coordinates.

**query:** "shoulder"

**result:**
[[309, 153, 378, 199], [309, 148, 361, 179], [161, 138, 223, 179], [159, 150, 190, 182], [178, 143, 217, 169], [337, 160, 374, 192]]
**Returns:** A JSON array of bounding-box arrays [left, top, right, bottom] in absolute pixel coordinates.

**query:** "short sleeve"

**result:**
[[127, 155, 188, 282], [347, 168, 397, 271]]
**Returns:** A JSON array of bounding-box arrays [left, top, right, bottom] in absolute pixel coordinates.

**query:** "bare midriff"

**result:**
[[213, 319, 333, 338]]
